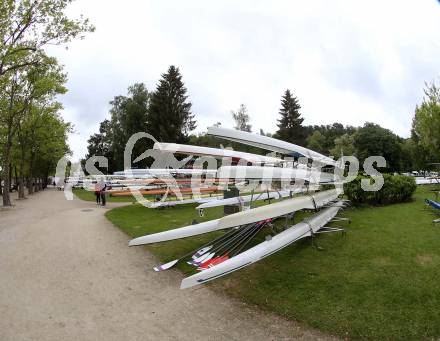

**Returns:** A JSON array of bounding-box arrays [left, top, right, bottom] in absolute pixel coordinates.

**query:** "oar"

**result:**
[[231, 219, 271, 256], [191, 226, 245, 259], [186, 226, 251, 265], [192, 246, 213, 259], [189, 224, 256, 266], [153, 225, 241, 271], [215, 220, 266, 259], [197, 219, 273, 270], [193, 222, 262, 268], [190, 223, 257, 266]]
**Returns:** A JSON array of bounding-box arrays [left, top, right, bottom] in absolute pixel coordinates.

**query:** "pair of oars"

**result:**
[[153, 219, 271, 271]]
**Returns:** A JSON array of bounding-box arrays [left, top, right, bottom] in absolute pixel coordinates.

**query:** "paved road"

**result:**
[[0, 189, 334, 340]]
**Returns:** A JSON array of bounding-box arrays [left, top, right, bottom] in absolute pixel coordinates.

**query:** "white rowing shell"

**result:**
[[217, 165, 335, 183], [195, 185, 319, 210], [113, 169, 218, 177], [207, 126, 336, 166], [180, 204, 342, 289], [153, 142, 282, 165], [128, 189, 341, 246], [149, 197, 220, 208]]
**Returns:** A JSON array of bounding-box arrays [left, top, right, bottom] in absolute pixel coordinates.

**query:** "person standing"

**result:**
[[99, 178, 107, 206], [94, 181, 101, 205]]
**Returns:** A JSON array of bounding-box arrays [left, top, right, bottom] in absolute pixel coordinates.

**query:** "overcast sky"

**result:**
[[48, 0, 440, 160]]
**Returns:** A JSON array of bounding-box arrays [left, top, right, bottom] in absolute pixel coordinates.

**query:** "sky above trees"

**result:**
[[46, 0, 440, 159]]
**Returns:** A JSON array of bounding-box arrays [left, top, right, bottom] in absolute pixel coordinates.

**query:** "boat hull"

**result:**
[[180, 204, 342, 289]]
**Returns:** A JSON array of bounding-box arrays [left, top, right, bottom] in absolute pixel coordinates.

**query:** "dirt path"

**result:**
[[0, 189, 335, 341]]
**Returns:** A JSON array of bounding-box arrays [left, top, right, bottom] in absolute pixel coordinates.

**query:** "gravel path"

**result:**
[[0, 189, 335, 341]]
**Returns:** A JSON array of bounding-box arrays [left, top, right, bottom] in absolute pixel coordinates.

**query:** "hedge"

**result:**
[[343, 174, 417, 205]]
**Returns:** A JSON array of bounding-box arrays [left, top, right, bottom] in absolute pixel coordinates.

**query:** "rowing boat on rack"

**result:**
[[207, 126, 336, 166], [128, 188, 341, 246], [153, 142, 283, 165], [180, 202, 343, 289], [195, 184, 319, 210]]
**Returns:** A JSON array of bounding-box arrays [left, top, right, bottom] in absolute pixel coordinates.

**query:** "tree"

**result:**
[[25, 108, 71, 194], [353, 123, 402, 172], [148, 65, 196, 143], [306, 131, 326, 154], [412, 81, 440, 161], [0, 0, 93, 78], [303, 123, 356, 155], [330, 133, 356, 158], [0, 0, 93, 206], [1, 55, 67, 204], [108, 83, 150, 171], [86, 83, 150, 172], [400, 138, 418, 172], [86, 119, 115, 172], [9, 56, 68, 198], [231, 104, 251, 132], [276, 89, 305, 146], [0, 70, 27, 204]]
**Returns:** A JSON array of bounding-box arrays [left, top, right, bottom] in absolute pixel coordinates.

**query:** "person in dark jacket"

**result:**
[[99, 178, 107, 206]]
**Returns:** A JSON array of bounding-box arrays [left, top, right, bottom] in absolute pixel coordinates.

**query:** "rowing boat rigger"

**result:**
[[180, 202, 343, 289]]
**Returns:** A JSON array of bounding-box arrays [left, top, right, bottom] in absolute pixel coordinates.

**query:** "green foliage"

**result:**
[[85, 84, 150, 173], [276, 89, 306, 146], [399, 138, 426, 172], [109, 83, 150, 170], [86, 83, 151, 173], [0, 0, 94, 78], [412, 81, 440, 161], [0, 0, 93, 205], [344, 174, 416, 205], [86, 67, 199, 173], [329, 132, 355, 158], [86, 119, 114, 171], [304, 123, 356, 154], [231, 104, 251, 132], [188, 133, 227, 148], [354, 122, 402, 172], [305, 130, 325, 154], [148, 65, 196, 143]]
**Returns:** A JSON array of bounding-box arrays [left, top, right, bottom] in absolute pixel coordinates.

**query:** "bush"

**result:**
[[344, 174, 416, 205]]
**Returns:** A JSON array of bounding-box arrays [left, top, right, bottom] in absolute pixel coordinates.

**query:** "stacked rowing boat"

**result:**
[[127, 127, 348, 288]]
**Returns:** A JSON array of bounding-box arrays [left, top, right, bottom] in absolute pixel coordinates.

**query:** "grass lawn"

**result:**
[[103, 185, 440, 340]]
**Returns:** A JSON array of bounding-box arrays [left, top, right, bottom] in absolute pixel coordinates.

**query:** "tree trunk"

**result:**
[[2, 137, 13, 206], [28, 178, 34, 195], [28, 158, 34, 195], [18, 150, 26, 199], [18, 178, 25, 198], [14, 166, 17, 191], [2, 145, 12, 206], [9, 162, 13, 192]]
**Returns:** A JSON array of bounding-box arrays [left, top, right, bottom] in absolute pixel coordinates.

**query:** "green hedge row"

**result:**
[[343, 174, 416, 205]]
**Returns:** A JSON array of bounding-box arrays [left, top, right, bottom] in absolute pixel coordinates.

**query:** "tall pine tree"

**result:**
[[148, 66, 196, 143], [276, 89, 305, 146]]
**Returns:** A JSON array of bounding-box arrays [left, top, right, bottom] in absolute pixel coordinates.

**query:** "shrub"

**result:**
[[344, 174, 416, 205]]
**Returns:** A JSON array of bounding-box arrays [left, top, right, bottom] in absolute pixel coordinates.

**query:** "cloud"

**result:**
[[47, 0, 440, 160]]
